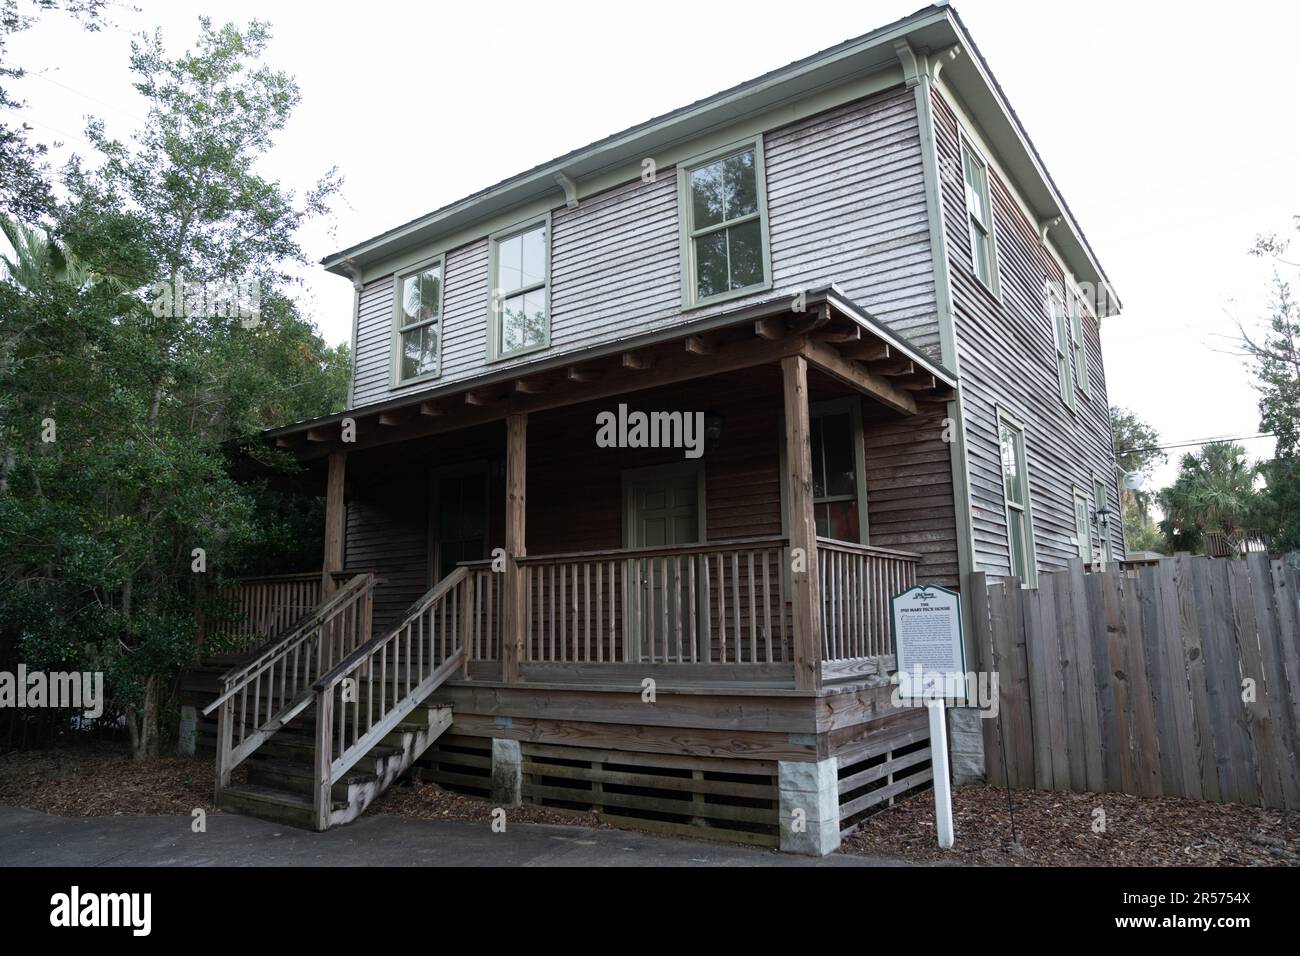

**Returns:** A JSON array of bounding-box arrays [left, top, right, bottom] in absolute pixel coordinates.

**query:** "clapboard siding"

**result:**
[[348, 85, 939, 408], [932, 91, 1122, 577]]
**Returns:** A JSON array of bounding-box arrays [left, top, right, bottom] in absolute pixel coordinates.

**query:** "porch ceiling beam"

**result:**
[[801, 339, 917, 416], [811, 325, 861, 345], [900, 373, 938, 391], [513, 378, 547, 394], [754, 317, 784, 340], [419, 401, 446, 417], [377, 412, 407, 426], [567, 366, 601, 383], [305, 428, 331, 443], [839, 340, 890, 362], [877, 359, 916, 377], [465, 388, 502, 406], [683, 334, 715, 356], [621, 351, 653, 370]]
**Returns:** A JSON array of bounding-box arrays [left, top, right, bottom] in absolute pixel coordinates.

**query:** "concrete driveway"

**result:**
[[0, 806, 905, 867]]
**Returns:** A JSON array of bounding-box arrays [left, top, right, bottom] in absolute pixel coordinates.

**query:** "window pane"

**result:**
[[970, 222, 990, 285], [690, 161, 727, 229], [497, 234, 522, 294], [727, 219, 763, 290], [722, 150, 757, 218], [401, 325, 438, 379], [501, 288, 547, 354], [695, 230, 728, 300], [963, 149, 989, 225], [1007, 509, 1026, 579], [999, 423, 1023, 507], [520, 225, 546, 288], [819, 413, 855, 497], [815, 501, 860, 542], [691, 148, 757, 229], [401, 266, 441, 327]]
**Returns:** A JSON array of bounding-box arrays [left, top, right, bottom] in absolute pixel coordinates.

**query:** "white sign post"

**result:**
[[891, 584, 965, 850]]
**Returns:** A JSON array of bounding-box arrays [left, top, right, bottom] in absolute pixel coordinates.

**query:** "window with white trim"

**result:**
[[1070, 292, 1091, 398], [962, 145, 996, 290], [998, 413, 1035, 585], [1048, 287, 1073, 410], [679, 141, 770, 306], [490, 220, 548, 359], [394, 259, 443, 384]]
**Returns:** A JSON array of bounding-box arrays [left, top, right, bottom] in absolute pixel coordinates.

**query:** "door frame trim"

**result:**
[[428, 459, 491, 587]]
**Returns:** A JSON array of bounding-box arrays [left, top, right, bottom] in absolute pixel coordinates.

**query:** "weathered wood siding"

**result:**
[[349, 85, 939, 408], [343, 370, 958, 626], [932, 90, 1122, 576]]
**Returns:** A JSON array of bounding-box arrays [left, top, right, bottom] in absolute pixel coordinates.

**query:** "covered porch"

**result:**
[[244, 286, 958, 694]]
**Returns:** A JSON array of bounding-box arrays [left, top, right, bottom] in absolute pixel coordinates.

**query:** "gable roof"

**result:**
[[321, 3, 1118, 314]]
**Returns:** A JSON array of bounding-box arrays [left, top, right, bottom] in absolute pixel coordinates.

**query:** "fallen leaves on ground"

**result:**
[[842, 785, 1300, 866], [0, 747, 219, 817]]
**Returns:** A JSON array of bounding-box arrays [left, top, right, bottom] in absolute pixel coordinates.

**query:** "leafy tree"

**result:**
[[0, 19, 346, 758], [0, 1, 109, 220], [1157, 442, 1262, 554], [1241, 220, 1300, 550], [1110, 405, 1165, 551]]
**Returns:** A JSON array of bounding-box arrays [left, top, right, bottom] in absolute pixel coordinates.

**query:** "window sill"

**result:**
[[390, 370, 442, 391], [682, 279, 772, 312], [486, 340, 551, 365]]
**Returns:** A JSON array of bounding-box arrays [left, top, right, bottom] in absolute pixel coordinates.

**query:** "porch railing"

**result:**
[[817, 538, 920, 663], [515, 536, 790, 665], [203, 573, 378, 790], [200, 571, 354, 654]]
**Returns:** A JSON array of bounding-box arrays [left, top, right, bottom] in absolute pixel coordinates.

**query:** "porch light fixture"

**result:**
[[703, 411, 724, 443], [1093, 503, 1112, 534]]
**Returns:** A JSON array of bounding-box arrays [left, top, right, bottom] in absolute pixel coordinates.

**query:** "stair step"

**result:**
[[248, 759, 377, 800], [217, 783, 347, 829]]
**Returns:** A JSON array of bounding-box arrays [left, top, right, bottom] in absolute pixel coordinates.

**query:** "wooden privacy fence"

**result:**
[[971, 554, 1300, 810]]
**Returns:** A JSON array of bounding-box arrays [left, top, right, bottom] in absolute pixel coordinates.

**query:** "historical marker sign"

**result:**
[[891, 583, 966, 701]]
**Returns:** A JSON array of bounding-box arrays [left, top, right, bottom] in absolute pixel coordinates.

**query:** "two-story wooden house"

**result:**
[[197, 3, 1123, 854]]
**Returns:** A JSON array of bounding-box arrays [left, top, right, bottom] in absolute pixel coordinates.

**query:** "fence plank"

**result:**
[[1157, 559, 1202, 799], [1122, 571, 1164, 796], [1086, 570, 1121, 793], [1175, 553, 1220, 802], [1218, 560, 1263, 804], [1240, 554, 1291, 808], [1192, 558, 1244, 802], [1248, 554, 1300, 806], [1004, 578, 1035, 787], [1068, 562, 1105, 793], [1227, 561, 1268, 806], [1020, 579, 1055, 790], [969, 572, 1004, 787]]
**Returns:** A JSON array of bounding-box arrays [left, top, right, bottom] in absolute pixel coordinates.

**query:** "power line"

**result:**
[[1127, 432, 1277, 455]]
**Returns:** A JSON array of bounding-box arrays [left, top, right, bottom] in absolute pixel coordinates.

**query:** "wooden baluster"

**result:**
[[688, 556, 698, 664], [747, 551, 757, 664], [762, 550, 773, 664]]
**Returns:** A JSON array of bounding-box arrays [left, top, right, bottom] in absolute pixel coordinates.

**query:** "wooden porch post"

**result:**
[[502, 413, 527, 682], [322, 451, 346, 597], [782, 355, 823, 691]]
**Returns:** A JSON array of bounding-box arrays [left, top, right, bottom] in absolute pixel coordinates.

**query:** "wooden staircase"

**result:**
[[203, 568, 473, 830]]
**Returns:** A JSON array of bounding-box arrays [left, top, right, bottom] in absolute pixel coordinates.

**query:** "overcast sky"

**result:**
[[8, 0, 1299, 488]]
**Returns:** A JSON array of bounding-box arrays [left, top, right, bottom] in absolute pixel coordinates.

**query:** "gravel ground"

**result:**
[[842, 784, 1300, 866]]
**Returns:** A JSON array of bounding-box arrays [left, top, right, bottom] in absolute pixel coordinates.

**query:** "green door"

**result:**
[[625, 467, 701, 661]]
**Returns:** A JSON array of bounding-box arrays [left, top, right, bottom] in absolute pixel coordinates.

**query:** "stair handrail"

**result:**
[[204, 573, 378, 800], [309, 566, 470, 829]]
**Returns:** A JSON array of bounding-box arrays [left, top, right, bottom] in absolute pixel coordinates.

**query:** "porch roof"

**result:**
[[261, 283, 955, 462]]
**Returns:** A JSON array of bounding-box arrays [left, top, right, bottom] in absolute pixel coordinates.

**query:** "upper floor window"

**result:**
[[393, 259, 443, 385], [998, 411, 1036, 586], [1070, 292, 1091, 398], [679, 140, 771, 307], [962, 144, 997, 291], [1048, 287, 1073, 411], [489, 219, 549, 360]]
